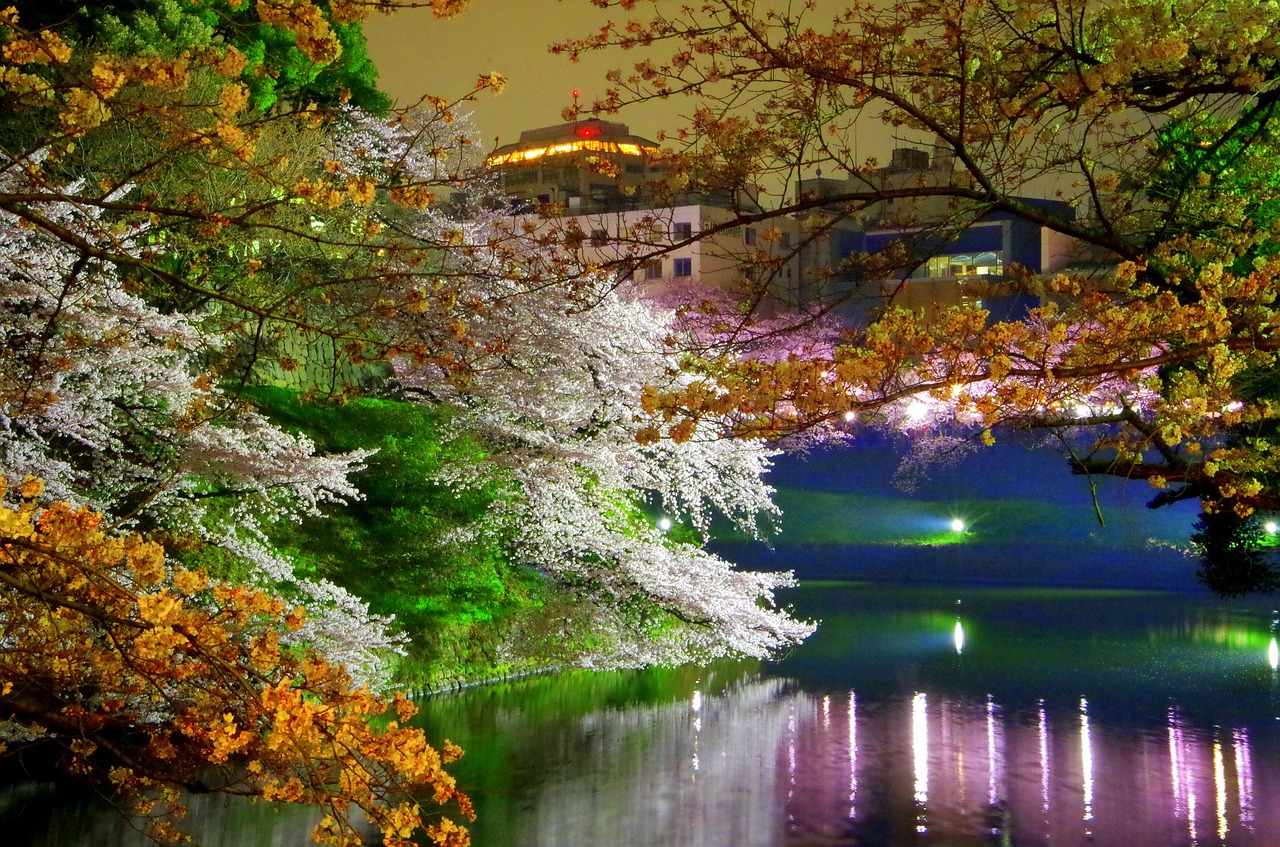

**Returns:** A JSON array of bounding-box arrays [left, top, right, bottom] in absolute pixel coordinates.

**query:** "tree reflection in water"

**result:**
[[8, 585, 1280, 847]]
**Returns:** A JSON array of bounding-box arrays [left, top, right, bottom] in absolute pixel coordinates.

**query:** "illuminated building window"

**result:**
[[674, 258, 692, 277], [643, 260, 663, 280], [921, 251, 1004, 278], [673, 222, 693, 240], [971, 251, 1002, 274], [486, 139, 659, 166]]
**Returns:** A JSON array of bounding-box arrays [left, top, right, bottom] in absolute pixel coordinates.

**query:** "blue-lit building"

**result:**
[[793, 148, 1083, 321], [855, 200, 1077, 281]]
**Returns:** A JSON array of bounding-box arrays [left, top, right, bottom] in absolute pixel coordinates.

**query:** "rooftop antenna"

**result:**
[[572, 88, 580, 120]]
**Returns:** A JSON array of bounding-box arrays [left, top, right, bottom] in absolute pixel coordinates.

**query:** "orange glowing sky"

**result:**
[[363, 2, 677, 151]]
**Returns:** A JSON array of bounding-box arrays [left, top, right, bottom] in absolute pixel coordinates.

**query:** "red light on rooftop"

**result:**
[[575, 125, 600, 138]]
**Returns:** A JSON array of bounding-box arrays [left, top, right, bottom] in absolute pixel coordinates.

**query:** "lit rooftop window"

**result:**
[[486, 140, 658, 167]]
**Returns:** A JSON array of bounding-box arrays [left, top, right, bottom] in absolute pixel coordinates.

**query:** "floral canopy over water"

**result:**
[[0, 1, 815, 841], [555, 0, 1280, 524]]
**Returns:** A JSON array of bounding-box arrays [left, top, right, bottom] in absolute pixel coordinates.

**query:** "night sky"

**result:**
[[363, 2, 674, 147], [363, 2, 904, 158]]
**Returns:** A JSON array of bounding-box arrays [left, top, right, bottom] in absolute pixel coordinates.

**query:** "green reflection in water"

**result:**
[[9, 583, 1280, 847], [406, 583, 1280, 847], [774, 583, 1280, 724], [413, 660, 763, 847]]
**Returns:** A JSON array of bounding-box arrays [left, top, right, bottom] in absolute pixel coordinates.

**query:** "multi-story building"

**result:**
[[558, 203, 805, 299], [484, 120, 1080, 321], [484, 118, 803, 299], [486, 117, 664, 211], [794, 145, 1083, 322]]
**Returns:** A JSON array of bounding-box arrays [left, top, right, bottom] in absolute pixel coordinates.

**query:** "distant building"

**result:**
[[794, 146, 1083, 322], [484, 122, 1079, 318], [565, 203, 803, 297], [486, 117, 663, 210], [485, 118, 803, 297]]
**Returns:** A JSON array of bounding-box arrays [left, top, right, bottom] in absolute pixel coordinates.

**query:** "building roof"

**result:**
[[486, 118, 660, 167]]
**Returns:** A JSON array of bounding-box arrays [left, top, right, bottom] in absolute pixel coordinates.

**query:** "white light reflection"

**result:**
[[1189, 779, 1199, 846], [954, 619, 965, 654], [1235, 727, 1255, 830], [1269, 637, 1278, 671], [1214, 735, 1228, 841], [1039, 702, 1050, 821], [690, 689, 701, 779], [986, 695, 998, 806], [823, 694, 831, 730], [1080, 698, 1094, 834], [1169, 709, 1183, 818], [848, 691, 858, 819], [788, 703, 797, 790], [1170, 708, 1198, 846], [913, 692, 929, 833]]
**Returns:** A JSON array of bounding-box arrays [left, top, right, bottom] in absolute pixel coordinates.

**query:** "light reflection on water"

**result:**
[[425, 584, 1280, 847], [7, 584, 1280, 847]]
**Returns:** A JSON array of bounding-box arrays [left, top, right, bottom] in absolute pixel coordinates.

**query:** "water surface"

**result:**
[[7, 583, 1280, 847], [418, 584, 1280, 847]]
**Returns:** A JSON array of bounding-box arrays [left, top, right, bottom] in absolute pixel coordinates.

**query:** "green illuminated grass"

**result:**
[[763, 487, 1134, 547]]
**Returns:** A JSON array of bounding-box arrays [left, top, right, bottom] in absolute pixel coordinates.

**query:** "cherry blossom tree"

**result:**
[[387, 194, 814, 668], [0, 479, 472, 847], [1, 0, 813, 690], [0, 145, 418, 689], [551, 0, 1280, 531], [0, 1, 522, 690], [0, 6, 490, 839]]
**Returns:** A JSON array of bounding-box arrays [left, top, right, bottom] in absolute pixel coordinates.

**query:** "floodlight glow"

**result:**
[[906, 399, 930, 422], [657, 517, 673, 532], [1269, 637, 1278, 671], [843, 410, 856, 422], [1267, 521, 1278, 534], [950, 518, 966, 533], [954, 620, 965, 654]]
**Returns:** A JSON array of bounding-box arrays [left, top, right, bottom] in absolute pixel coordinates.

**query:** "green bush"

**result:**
[[240, 387, 543, 686]]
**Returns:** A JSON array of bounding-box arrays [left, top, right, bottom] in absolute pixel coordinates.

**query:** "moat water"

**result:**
[[7, 582, 1280, 847]]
